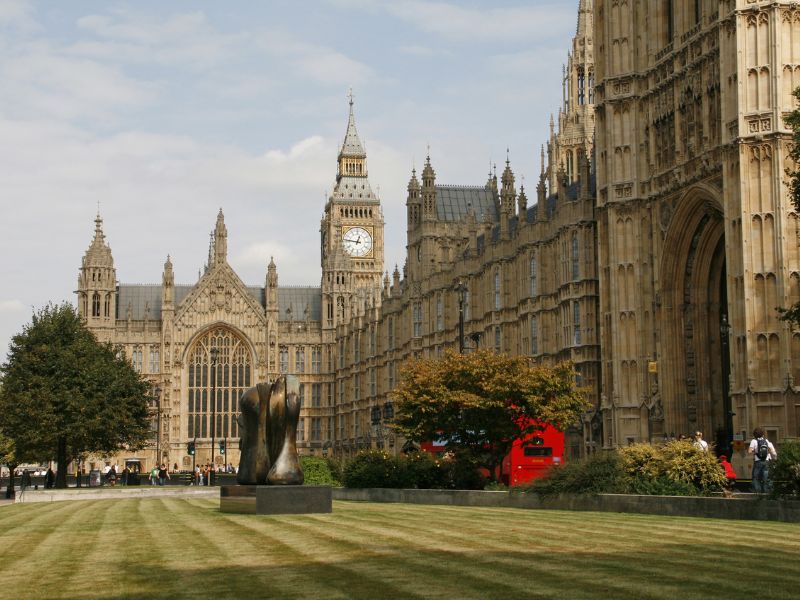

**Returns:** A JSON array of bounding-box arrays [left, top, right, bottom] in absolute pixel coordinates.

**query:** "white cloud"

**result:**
[[329, 0, 574, 43], [0, 300, 26, 314], [71, 11, 247, 70], [0, 0, 37, 31]]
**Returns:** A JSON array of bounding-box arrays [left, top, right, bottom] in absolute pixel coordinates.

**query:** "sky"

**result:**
[[0, 0, 577, 359]]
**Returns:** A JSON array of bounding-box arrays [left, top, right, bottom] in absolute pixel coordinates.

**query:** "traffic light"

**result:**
[[187, 441, 195, 456], [219, 440, 226, 455]]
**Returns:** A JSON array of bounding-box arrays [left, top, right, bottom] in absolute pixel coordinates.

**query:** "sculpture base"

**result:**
[[219, 485, 332, 515]]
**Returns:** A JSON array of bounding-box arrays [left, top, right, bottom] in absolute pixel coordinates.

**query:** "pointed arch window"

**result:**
[[295, 346, 305, 373], [571, 234, 580, 280], [104, 293, 111, 318], [279, 347, 289, 374], [578, 70, 585, 105], [187, 327, 252, 441], [530, 255, 538, 296], [494, 270, 502, 310], [92, 292, 101, 317]]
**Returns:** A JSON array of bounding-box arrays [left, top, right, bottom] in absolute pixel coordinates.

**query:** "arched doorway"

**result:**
[[187, 327, 253, 464], [660, 191, 732, 452]]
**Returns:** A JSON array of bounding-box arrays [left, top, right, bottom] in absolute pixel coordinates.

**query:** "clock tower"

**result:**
[[320, 93, 385, 330]]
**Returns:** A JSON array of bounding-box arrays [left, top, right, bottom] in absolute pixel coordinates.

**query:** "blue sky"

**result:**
[[0, 0, 577, 357]]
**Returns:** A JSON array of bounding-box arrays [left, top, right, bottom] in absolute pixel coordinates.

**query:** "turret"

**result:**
[[267, 256, 278, 308], [76, 212, 116, 340], [421, 154, 436, 221], [406, 167, 421, 233], [517, 185, 528, 225], [214, 209, 227, 264], [500, 154, 515, 239], [162, 255, 174, 311]]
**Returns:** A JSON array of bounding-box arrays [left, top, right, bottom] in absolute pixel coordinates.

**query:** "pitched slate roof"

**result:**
[[278, 287, 321, 322], [435, 185, 498, 223]]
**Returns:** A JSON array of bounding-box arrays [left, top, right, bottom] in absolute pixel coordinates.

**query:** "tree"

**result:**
[[0, 303, 152, 488], [391, 350, 589, 483], [0, 429, 17, 498], [780, 88, 800, 326]]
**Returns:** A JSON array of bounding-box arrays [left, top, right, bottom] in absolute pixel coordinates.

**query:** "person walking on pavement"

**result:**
[[748, 427, 777, 493], [158, 464, 170, 486]]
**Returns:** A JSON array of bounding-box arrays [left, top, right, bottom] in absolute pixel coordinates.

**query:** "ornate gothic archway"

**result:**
[[187, 327, 253, 445], [660, 188, 730, 448]]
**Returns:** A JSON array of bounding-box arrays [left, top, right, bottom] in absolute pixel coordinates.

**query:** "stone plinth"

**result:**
[[220, 485, 332, 515]]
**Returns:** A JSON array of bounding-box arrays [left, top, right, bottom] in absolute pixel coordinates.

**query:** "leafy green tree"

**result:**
[[391, 350, 589, 483], [780, 88, 800, 325], [0, 429, 17, 498], [0, 303, 152, 488]]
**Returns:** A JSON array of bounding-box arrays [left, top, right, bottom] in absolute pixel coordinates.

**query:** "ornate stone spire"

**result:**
[[214, 208, 227, 264], [333, 91, 374, 197], [339, 88, 366, 158], [83, 211, 114, 268]]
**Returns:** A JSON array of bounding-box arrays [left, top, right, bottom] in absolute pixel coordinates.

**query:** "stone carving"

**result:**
[[237, 375, 304, 486]]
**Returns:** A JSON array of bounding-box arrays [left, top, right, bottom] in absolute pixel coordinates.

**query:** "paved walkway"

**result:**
[[14, 486, 218, 504]]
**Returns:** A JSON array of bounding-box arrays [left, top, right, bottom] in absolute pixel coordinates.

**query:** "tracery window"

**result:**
[[531, 316, 539, 355], [494, 270, 502, 310], [530, 256, 538, 296], [149, 346, 160, 374], [413, 302, 422, 337], [572, 234, 580, 280], [279, 347, 288, 374], [132, 347, 143, 373], [187, 328, 251, 442], [295, 346, 305, 373], [92, 292, 101, 317], [573, 301, 582, 346], [436, 294, 444, 331], [311, 346, 321, 373]]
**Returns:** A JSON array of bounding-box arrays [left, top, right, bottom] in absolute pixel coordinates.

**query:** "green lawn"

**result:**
[[1, 497, 798, 599]]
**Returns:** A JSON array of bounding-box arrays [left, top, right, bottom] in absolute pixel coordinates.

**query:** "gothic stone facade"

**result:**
[[77, 1, 800, 473]]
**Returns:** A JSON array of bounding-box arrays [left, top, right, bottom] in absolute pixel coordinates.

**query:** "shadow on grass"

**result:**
[[64, 542, 800, 600]]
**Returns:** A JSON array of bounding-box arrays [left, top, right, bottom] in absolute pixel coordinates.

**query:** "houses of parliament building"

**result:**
[[78, 1, 800, 474]]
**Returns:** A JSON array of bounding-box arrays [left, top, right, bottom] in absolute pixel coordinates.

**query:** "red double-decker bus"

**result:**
[[420, 422, 565, 486], [501, 424, 564, 486]]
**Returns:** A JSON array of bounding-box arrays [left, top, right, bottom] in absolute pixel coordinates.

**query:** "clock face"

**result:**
[[342, 226, 373, 257]]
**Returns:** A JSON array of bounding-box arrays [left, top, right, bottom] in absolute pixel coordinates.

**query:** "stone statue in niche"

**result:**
[[237, 375, 303, 485]]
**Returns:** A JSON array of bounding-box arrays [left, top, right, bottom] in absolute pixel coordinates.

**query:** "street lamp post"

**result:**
[[454, 280, 467, 354], [210, 346, 219, 486]]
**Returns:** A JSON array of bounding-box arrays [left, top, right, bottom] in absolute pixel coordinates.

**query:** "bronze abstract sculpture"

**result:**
[[237, 375, 304, 485]]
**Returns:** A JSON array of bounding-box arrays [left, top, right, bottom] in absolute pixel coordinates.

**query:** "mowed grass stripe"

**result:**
[[0, 498, 107, 578], [321, 506, 672, 599], [275, 514, 529, 599], [2, 498, 800, 600], [328, 503, 800, 599], [207, 505, 426, 599]]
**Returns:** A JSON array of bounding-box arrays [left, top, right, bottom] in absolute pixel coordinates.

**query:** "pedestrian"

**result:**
[[44, 467, 55, 489], [196, 465, 204, 486], [692, 431, 709, 451], [149, 464, 159, 486], [719, 455, 737, 487], [121, 465, 130, 486], [158, 464, 170, 486], [21, 469, 32, 491], [106, 465, 117, 486], [748, 427, 777, 493]]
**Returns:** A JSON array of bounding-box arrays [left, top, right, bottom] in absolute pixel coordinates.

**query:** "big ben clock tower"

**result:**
[[320, 92, 385, 330]]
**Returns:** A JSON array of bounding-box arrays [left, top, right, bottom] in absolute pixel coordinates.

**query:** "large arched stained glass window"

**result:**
[[187, 328, 252, 441]]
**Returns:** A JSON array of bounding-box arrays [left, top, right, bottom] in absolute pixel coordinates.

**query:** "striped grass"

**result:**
[[0, 498, 798, 599]]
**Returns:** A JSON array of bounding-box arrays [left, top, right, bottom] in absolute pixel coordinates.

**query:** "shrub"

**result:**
[[660, 440, 726, 493], [299, 456, 340, 486], [441, 450, 487, 490], [769, 440, 800, 500], [342, 450, 404, 488], [523, 441, 726, 497], [619, 443, 664, 480], [401, 451, 448, 489], [524, 451, 624, 497]]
